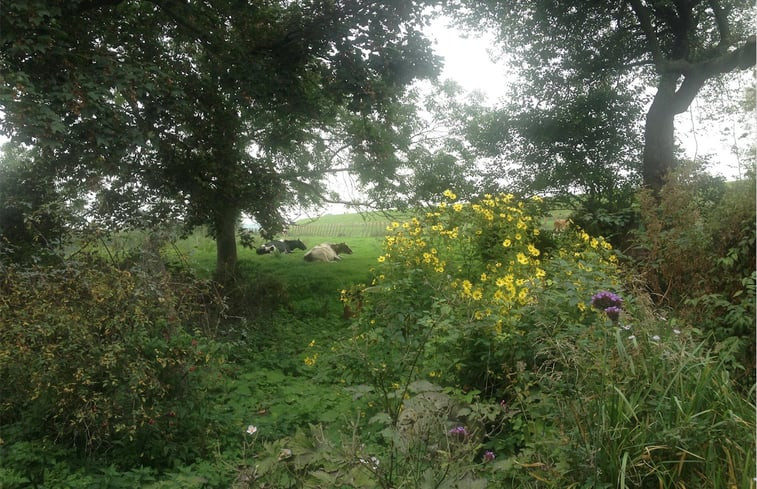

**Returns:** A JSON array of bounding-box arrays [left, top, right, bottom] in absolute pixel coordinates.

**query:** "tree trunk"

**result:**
[[214, 206, 239, 283], [642, 74, 678, 192]]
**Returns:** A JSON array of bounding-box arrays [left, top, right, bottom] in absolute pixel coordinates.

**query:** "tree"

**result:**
[[456, 0, 755, 192], [0, 144, 70, 263], [1, 0, 442, 281], [316, 81, 486, 211]]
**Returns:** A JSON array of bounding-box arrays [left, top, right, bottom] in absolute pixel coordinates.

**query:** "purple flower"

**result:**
[[591, 291, 623, 310], [448, 426, 468, 439], [604, 306, 622, 322], [483, 450, 496, 462]]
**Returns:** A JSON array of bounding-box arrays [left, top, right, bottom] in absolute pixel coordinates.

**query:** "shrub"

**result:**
[[340, 191, 620, 395], [633, 164, 756, 381], [0, 252, 223, 466]]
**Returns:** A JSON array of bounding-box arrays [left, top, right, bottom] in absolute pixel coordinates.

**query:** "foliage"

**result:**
[[1, 209, 754, 488], [0, 143, 71, 263], [501, 299, 756, 488], [0, 0, 444, 280], [250, 387, 503, 489], [455, 0, 756, 190], [467, 81, 643, 212], [245, 192, 755, 488], [339, 191, 620, 395], [633, 164, 756, 381], [0, 251, 225, 468]]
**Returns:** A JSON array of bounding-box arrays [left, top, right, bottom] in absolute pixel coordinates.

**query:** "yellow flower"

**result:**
[[502, 239, 512, 247], [527, 244, 540, 256], [480, 273, 488, 282], [443, 189, 457, 200], [590, 238, 599, 248], [515, 233, 522, 241], [577, 302, 586, 312], [377, 255, 386, 263], [304, 354, 318, 366], [517, 253, 529, 265], [453, 203, 463, 212], [392, 221, 400, 228], [471, 289, 483, 300]]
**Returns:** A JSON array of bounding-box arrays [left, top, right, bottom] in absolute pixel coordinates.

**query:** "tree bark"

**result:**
[[642, 74, 679, 191], [214, 206, 239, 283]]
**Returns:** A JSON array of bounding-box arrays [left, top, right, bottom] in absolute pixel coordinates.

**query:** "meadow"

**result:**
[[1, 193, 754, 488]]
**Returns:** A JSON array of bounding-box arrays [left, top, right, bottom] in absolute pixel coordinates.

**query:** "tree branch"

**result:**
[[708, 0, 731, 54], [148, 0, 222, 58], [627, 0, 664, 67], [670, 36, 756, 113]]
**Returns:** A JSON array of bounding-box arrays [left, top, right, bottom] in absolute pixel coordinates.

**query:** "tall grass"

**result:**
[[513, 302, 756, 488]]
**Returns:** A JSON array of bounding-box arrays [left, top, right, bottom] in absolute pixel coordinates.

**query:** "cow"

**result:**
[[304, 242, 353, 262], [256, 239, 307, 254]]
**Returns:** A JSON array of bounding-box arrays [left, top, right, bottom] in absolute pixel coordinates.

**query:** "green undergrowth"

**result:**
[[1, 200, 754, 488]]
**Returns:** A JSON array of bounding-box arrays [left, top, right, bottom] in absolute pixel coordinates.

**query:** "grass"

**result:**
[[169, 221, 386, 464], [2, 210, 753, 488]]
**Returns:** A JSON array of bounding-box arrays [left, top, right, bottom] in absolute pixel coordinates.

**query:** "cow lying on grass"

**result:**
[[256, 239, 307, 255], [303, 242, 353, 262]]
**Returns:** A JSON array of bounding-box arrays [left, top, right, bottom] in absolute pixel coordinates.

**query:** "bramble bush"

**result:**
[[0, 251, 225, 471]]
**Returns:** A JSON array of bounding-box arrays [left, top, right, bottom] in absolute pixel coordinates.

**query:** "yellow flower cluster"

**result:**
[[376, 191, 549, 334]]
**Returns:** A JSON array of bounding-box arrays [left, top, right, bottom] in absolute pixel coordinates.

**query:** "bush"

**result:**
[[339, 191, 620, 395], [0, 252, 223, 467], [237, 191, 753, 488], [633, 164, 756, 381]]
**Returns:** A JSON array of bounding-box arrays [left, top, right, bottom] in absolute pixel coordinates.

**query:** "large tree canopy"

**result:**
[[456, 0, 755, 192], [1, 0, 442, 279]]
